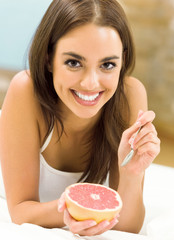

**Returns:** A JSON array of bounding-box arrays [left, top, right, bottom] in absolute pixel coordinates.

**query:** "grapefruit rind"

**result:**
[[65, 183, 122, 223]]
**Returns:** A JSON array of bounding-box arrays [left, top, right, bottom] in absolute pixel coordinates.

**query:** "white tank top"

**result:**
[[39, 128, 83, 202], [39, 127, 109, 202]]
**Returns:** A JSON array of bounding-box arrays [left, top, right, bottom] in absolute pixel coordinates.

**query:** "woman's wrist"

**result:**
[[118, 168, 144, 192]]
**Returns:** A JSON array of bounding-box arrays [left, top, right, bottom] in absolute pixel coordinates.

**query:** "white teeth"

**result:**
[[74, 91, 99, 101]]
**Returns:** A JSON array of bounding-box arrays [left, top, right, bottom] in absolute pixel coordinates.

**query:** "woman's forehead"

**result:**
[[55, 23, 123, 58]]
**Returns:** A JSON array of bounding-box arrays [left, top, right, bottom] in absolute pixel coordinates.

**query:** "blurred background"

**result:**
[[0, 0, 173, 167]]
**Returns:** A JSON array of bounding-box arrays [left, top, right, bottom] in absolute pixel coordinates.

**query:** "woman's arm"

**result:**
[[110, 77, 160, 233], [0, 71, 64, 228]]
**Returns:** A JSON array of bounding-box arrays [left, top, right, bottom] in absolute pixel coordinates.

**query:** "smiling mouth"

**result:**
[[71, 89, 103, 106], [73, 90, 100, 101]]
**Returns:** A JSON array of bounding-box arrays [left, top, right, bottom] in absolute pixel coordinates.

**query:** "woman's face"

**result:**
[[52, 23, 123, 119]]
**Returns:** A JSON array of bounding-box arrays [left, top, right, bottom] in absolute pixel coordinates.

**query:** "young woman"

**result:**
[[0, 0, 160, 236]]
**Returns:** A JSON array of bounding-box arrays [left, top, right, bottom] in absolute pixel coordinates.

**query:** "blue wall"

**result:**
[[0, 0, 51, 70]]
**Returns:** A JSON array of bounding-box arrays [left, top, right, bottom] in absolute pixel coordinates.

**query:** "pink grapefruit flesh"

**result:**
[[65, 183, 122, 223]]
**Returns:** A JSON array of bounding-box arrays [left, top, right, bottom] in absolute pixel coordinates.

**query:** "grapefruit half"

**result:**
[[65, 183, 122, 223]]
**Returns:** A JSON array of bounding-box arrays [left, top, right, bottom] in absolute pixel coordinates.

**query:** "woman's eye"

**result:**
[[65, 59, 81, 69], [101, 62, 116, 70]]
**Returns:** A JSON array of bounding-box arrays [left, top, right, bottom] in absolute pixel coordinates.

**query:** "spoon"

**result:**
[[121, 126, 141, 167]]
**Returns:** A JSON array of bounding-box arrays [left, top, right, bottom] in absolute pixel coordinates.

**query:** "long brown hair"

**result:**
[[29, 0, 135, 184]]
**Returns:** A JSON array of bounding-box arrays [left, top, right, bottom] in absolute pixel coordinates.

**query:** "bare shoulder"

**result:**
[[124, 76, 148, 125], [2, 70, 42, 120], [0, 70, 43, 146], [4, 70, 36, 107]]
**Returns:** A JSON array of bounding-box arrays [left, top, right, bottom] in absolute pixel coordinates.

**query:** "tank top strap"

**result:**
[[40, 128, 54, 153]]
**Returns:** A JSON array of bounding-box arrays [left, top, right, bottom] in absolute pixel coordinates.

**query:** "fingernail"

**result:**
[[58, 205, 62, 212], [58, 201, 63, 212], [114, 219, 119, 224], [131, 142, 134, 149], [138, 110, 144, 119], [89, 221, 97, 227], [135, 121, 141, 126], [103, 221, 110, 227], [111, 217, 119, 224], [128, 137, 133, 145]]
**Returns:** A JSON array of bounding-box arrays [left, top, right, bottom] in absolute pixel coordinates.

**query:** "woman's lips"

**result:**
[[71, 90, 103, 106]]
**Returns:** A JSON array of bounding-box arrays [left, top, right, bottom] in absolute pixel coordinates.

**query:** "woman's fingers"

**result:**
[[131, 120, 160, 157], [64, 209, 97, 233], [132, 122, 158, 149], [82, 220, 110, 236], [63, 209, 119, 236], [134, 132, 159, 150], [137, 110, 155, 126], [126, 111, 156, 143], [129, 120, 160, 163], [123, 110, 155, 141], [122, 121, 141, 141], [119, 110, 160, 174], [58, 192, 66, 212], [94, 217, 119, 235], [135, 138, 161, 157], [73, 218, 118, 236], [137, 109, 144, 119]]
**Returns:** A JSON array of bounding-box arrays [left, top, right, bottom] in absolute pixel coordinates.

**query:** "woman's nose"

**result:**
[[80, 70, 100, 90]]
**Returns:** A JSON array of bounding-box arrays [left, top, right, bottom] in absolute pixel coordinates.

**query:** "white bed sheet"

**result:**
[[0, 163, 174, 240]]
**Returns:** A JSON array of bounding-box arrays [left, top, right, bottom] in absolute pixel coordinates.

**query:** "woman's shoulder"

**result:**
[[1, 70, 45, 140], [124, 76, 146, 94], [124, 76, 148, 125], [5, 70, 41, 113], [8, 70, 34, 95]]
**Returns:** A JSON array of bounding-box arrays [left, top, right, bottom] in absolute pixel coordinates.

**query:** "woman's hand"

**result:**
[[118, 110, 160, 175], [58, 193, 119, 236]]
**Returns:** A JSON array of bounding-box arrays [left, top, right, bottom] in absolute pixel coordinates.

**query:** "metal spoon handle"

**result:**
[[121, 126, 142, 167]]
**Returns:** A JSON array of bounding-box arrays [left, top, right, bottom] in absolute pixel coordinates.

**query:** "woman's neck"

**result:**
[[58, 103, 102, 137]]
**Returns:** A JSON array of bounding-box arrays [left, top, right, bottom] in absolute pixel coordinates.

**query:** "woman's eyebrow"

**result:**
[[62, 52, 120, 62], [100, 56, 120, 62], [63, 52, 86, 61]]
